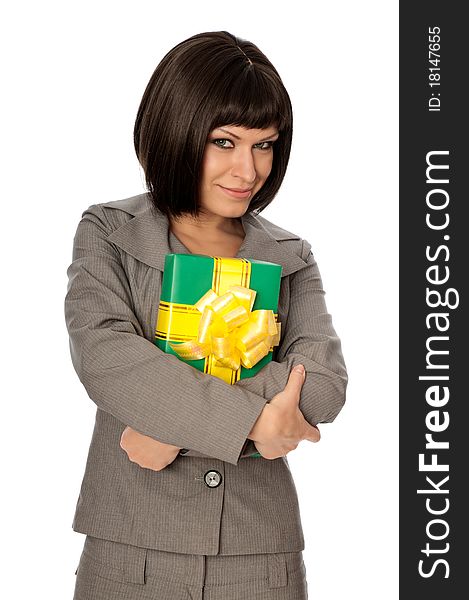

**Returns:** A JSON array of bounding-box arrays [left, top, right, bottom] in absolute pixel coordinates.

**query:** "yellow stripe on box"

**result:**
[[212, 257, 251, 295], [155, 301, 201, 341], [206, 353, 239, 383]]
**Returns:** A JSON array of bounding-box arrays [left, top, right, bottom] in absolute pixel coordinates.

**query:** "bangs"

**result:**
[[206, 65, 291, 133]]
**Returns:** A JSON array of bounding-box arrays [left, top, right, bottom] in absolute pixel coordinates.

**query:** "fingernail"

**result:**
[[294, 364, 305, 374]]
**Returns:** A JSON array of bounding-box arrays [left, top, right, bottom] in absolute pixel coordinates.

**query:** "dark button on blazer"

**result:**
[[64, 193, 348, 555]]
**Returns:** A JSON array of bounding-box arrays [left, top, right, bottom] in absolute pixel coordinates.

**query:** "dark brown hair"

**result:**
[[134, 31, 293, 219]]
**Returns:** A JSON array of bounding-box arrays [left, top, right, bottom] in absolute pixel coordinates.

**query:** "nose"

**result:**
[[230, 148, 257, 185]]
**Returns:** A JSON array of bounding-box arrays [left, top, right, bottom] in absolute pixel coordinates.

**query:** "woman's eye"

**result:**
[[212, 138, 234, 148], [254, 141, 275, 150]]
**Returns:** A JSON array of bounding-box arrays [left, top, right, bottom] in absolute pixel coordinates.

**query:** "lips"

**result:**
[[218, 185, 254, 199], [222, 187, 253, 192]]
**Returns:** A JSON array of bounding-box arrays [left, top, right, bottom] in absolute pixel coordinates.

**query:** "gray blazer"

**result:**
[[64, 193, 347, 555]]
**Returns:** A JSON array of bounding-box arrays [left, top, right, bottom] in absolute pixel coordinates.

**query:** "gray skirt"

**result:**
[[73, 535, 308, 599]]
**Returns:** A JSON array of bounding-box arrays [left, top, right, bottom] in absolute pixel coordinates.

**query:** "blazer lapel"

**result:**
[[237, 215, 308, 277], [104, 193, 308, 277]]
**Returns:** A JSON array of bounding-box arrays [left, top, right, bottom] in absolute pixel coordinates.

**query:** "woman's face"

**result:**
[[198, 124, 279, 220]]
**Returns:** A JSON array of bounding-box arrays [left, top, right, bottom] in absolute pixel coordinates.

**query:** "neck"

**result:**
[[169, 212, 245, 239]]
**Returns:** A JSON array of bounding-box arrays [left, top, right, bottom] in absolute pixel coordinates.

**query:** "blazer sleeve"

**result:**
[[64, 204, 268, 465], [234, 243, 348, 453]]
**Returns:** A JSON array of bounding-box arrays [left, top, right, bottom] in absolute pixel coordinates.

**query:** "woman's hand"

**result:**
[[120, 426, 182, 472], [248, 364, 320, 460]]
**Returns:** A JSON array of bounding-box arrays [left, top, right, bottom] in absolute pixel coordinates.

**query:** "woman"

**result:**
[[65, 30, 348, 600]]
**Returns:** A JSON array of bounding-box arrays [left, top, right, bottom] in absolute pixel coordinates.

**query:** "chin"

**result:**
[[215, 204, 249, 218], [229, 206, 250, 218]]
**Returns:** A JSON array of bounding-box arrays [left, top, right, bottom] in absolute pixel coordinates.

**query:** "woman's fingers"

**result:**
[[286, 366, 321, 443], [283, 364, 306, 399], [284, 365, 320, 443], [305, 423, 321, 443]]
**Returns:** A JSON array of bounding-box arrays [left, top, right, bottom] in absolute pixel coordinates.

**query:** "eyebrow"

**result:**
[[215, 127, 279, 141]]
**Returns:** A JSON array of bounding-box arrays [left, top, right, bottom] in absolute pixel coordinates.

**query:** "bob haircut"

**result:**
[[134, 30, 293, 219]]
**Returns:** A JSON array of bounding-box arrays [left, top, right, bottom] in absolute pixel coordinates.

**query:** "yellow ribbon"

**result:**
[[169, 285, 281, 372]]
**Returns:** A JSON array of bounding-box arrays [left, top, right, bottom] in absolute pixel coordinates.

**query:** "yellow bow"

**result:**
[[169, 285, 281, 371]]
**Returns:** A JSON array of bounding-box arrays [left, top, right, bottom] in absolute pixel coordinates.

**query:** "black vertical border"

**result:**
[[400, 3, 466, 596]]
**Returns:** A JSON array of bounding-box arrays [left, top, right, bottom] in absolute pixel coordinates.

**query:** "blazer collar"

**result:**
[[105, 193, 307, 277]]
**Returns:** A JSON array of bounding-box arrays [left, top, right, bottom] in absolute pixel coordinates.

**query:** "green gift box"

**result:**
[[154, 253, 282, 458]]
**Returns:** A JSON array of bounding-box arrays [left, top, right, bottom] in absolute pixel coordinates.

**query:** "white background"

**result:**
[[1, 1, 398, 598]]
